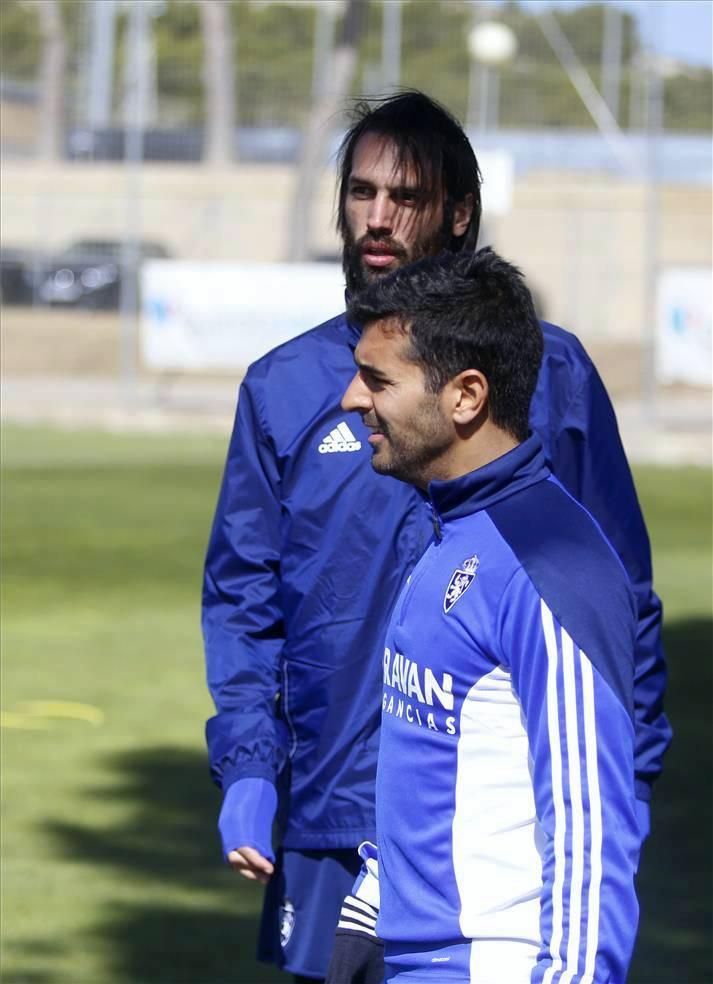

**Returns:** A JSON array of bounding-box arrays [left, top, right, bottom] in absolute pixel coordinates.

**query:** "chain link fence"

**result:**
[[1, 0, 711, 426]]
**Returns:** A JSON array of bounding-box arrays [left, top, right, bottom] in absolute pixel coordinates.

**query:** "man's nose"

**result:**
[[367, 192, 395, 235], [341, 372, 371, 414]]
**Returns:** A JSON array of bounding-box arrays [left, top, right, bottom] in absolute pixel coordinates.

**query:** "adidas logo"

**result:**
[[318, 421, 362, 454]]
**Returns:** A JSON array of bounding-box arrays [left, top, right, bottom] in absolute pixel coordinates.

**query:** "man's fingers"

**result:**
[[235, 845, 275, 873], [226, 846, 275, 884], [232, 865, 262, 882], [230, 864, 270, 884]]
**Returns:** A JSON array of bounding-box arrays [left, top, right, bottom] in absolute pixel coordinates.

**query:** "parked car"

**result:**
[[25, 239, 170, 310], [0, 247, 37, 305], [66, 126, 304, 163]]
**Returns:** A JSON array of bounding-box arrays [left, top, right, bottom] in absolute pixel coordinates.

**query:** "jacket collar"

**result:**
[[427, 433, 550, 524], [345, 312, 361, 347], [344, 290, 362, 348]]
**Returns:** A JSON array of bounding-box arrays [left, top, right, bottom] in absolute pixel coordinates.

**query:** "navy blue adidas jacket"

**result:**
[[375, 436, 639, 982], [203, 313, 670, 850]]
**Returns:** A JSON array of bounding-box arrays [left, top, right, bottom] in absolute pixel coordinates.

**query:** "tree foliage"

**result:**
[[0, 0, 41, 81], [0, 0, 710, 133]]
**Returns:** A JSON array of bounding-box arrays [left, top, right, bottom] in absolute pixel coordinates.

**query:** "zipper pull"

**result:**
[[427, 500, 443, 542]]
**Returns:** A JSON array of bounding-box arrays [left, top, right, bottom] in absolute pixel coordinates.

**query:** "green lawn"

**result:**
[[1, 425, 711, 984]]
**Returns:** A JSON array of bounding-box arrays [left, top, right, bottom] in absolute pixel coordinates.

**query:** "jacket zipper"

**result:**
[[428, 499, 443, 542], [397, 500, 443, 626]]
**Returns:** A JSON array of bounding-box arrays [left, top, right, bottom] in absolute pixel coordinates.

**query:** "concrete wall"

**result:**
[[2, 160, 710, 342], [0, 100, 38, 154]]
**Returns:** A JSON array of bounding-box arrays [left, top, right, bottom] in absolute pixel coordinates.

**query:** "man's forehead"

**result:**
[[350, 133, 434, 189], [356, 317, 411, 360]]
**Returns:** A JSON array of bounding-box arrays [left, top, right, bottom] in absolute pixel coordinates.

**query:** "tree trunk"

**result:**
[[200, 0, 237, 166], [286, 0, 367, 262], [37, 0, 66, 161]]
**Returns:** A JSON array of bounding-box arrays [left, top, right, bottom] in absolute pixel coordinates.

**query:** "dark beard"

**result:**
[[342, 220, 452, 295], [364, 403, 452, 489]]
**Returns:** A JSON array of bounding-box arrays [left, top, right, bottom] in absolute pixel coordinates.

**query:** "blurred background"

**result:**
[[1, 1, 711, 982]]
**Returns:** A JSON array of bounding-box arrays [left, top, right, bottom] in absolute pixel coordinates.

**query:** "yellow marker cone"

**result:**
[[0, 711, 52, 731], [10, 701, 104, 726]]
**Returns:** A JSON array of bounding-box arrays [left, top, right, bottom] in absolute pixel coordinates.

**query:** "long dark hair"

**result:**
[[336, 90, 482, 253]]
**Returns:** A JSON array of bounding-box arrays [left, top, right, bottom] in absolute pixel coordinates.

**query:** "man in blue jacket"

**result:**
[[332, 246, 640, 983], [203, 91, 669, 983]]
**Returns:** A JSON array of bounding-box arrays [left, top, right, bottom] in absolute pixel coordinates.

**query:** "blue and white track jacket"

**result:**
[[376, 436, 639, 983], [203, 313, 669, 850]]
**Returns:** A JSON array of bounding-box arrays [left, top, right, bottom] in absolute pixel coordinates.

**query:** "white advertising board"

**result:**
[[656, 267, 712, 387], [478, 150, 514, 217], [141, 261, 346, 371]]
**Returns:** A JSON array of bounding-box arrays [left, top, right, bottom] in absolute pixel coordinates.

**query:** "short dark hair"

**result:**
[[336, 90, 482, 253], [348, 248, 544, 442]]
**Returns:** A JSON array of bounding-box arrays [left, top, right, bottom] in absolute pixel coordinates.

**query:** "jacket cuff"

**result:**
[[635, 798, 651, 844], [218, 777, 277, 861], [634, 778, 652, 803]]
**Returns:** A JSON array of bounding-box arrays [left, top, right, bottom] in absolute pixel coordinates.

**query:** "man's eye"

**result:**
[[395, 191, 419, 206], [350, 185, 372, 199], [362, 372, 387, 391]]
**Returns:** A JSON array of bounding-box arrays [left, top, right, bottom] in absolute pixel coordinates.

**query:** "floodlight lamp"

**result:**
[[467, 21, 518, 67]]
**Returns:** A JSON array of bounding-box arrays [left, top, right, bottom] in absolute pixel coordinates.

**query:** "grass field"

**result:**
[[1, 424, 711, 984]]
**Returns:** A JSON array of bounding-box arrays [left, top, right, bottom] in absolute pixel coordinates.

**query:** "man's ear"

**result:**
[[450, 369, 488, 425], [451, 193, 474, 239]]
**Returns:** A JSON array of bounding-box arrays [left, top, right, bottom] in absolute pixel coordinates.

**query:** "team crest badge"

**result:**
[[279, 897, 295, 948], [443, 554, 480, 613]]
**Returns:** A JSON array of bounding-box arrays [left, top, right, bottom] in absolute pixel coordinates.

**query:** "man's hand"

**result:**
[[218, 779, 278, 880], [226, 845, 275, 884]]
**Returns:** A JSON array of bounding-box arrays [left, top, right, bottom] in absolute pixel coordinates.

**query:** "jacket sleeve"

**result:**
[[499, 570, 640, 984], [218, 777, 277, 860], [203, 376, 291, 793], [548, 357, 671, 801]]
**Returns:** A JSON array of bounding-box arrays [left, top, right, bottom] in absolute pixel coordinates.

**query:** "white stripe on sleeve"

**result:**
[[561, 627, 585, 983], [541, 601, 605, 984], [541, 600, 567, 984], [580, 652, 603, 984]]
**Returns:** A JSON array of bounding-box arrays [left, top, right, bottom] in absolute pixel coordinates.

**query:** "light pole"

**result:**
[[467, 20, 518, 134], [382, 0, 402, 90], [119, 0, 164, 397], [87, 0, 116, 131], [311, 1, 342, 102]]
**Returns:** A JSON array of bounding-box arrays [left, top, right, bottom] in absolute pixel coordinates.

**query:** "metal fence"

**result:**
[[1, 0, 711, 407]]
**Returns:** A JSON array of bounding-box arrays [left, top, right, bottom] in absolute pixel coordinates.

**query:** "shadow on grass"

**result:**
[[26, 746, 283, 984], [11, 617, 710, 984], [629, 616, 712, 984], [93, 906, 282, 984]]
